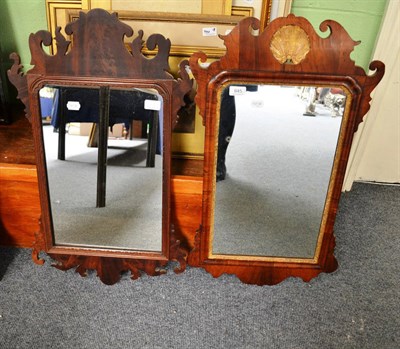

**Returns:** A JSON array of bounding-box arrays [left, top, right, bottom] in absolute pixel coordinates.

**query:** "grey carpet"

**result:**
[[214, 85, 342, 258], [43, 127, 162, 251], [1, 182, 399, 349]]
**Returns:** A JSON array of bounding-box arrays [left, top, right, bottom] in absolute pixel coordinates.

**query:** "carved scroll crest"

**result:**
[[8, 8, 192, 124], [7, 53, 29, 121], [189, 14, 385, 130], [28, 9, 172, 79], [172, 60, 193, 127]]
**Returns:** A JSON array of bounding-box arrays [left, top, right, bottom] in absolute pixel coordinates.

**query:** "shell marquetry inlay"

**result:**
[[270, 25, 310, 64]]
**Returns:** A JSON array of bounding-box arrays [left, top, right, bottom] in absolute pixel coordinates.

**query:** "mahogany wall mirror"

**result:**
[[8, 8, 191, 285], [188, 15, 384, 285]]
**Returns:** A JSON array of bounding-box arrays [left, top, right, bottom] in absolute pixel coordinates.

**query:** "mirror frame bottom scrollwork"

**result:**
[[188, 15, 385, 285], [8, 9, 192, 285]]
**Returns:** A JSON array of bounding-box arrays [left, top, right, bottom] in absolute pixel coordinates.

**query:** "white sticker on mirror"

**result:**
[[144, 99, 161, 111], [202, 27, 217, 37], [66, 101, 81, 111], [229, 86, 247, 96]]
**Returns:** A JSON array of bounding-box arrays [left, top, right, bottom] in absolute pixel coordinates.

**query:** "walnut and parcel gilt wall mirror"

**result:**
[[8, 8, 192, 285], [188, 15, 384, 285]]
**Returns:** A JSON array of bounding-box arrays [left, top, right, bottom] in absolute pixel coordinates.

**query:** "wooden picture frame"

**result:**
[[44, 0, 273, 59], [66, 10, 246, 58]]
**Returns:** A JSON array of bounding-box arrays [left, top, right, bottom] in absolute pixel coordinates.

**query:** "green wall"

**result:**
[[291, 0, 388, 71], [0, 0, 47, 102]]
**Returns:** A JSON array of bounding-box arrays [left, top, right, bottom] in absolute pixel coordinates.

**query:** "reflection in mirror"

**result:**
[[39, 85, 163, 251], [213, 84, 346, 258]]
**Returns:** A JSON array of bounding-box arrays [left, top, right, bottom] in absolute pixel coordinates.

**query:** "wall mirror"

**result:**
[[213, 84, 346, 259], [188, 15, 384, 285], [8, 8, 192, 285], [40, 84, 163, 251]]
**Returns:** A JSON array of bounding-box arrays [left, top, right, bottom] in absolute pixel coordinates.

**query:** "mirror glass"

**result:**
[[212, 84, 347, 258], [39, 85, 163, 251]]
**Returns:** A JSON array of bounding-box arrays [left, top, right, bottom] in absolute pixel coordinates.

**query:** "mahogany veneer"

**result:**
[[7, 8, 192, 284], [188, 15, 385, 285]]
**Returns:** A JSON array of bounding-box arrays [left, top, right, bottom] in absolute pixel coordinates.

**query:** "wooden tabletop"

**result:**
[[0, 108, 36, 165]]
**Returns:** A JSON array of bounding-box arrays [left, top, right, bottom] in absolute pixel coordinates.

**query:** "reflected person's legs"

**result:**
[[217, 85, 259, 181], [217, 88, 236, 181], [303, 87, 317, 116]]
